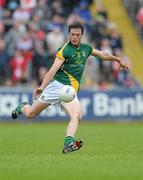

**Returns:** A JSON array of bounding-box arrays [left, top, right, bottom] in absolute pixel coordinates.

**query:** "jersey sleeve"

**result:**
[[56, 43, 67, 61], [86, 44, 94, 57]]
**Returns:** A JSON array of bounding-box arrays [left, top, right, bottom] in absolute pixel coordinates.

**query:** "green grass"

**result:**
[[0, 121, 143, 180]]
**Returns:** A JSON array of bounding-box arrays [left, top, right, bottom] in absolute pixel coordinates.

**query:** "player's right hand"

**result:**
[[33, 87, 43, 99]]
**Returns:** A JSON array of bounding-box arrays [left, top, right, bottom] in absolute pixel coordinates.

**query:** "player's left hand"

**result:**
[[118, 58, 130, 71]]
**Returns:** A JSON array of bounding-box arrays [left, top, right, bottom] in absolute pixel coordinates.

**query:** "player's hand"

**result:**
[[118, 58, 130, 71], [33, 87, 43, 99]]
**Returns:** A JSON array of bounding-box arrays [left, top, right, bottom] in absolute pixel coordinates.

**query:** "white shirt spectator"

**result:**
[[17, 33, 33, 51], [46, 26, 65, 53], [12, 7, 31, 23]]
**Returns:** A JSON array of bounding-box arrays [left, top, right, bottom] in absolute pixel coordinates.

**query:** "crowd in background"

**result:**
[[0, 0, 139, 90], [123, 0, 143, 41]]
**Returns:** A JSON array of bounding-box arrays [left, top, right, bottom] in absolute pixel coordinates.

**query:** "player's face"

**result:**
[[69, 28, 82, 46]]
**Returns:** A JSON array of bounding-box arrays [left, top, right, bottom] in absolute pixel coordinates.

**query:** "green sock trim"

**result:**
[[16, 104, 23, 114], [64, 136, 74, 146]]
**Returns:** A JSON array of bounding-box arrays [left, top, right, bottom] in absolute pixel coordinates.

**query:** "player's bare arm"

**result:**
[[33, 57, 64, 97], [91, 49, 130, 71]]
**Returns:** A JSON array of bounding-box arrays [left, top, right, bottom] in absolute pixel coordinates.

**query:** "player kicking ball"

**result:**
[[12, 22, 129, 154]]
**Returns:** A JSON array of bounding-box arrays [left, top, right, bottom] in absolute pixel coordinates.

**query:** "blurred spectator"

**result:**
[[0, 21, 6, 39], [20, 0, 36, 9], [32, 0, 51, 20], [7, 1, 18, 11], [73, 1, 94, 33], [50, 0, 64, 15], [0, 0, 6, 8], [61, 0, 80, 17], [136, 6, 143, 40], [9, 50, 31, 85], [90, 15, 107, 47], [0, 7, 4, 20], [83, 56, 99, 89], [17, 32, 33, 51], [113, 49, 133, 88], [66, 13, 84, 26], [12, 7, 31, 23], [96, 6, 108, 20], [98, 38, 114, 84], [0, 39, 9, 85], [46, 26, 65, 54], [74, 1, 93, 22], [32, 49, 54, 85], [5, 20, 26, 56], [38, 66, 48, 85], [107, 23, 123, 51], [47, 14, 65, 32], [33, 29, 47, 52]]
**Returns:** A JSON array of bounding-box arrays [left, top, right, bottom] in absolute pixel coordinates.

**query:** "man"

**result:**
[[12, 22, 129, 154]]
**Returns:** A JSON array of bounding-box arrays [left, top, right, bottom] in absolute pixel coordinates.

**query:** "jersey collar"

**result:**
[[69, 41, 81, 48]]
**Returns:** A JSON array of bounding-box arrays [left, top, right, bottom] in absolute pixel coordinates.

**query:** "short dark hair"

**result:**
[[68, 22, 84, 34]]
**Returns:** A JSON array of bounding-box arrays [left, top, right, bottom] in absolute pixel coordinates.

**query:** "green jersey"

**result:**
[[54, 41, 93, 92]]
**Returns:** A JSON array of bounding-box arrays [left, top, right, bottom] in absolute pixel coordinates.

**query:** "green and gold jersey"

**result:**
[[54, 41, 93, 93]]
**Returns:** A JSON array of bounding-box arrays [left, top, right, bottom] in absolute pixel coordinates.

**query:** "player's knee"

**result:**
[[72, 111, 82, 122]]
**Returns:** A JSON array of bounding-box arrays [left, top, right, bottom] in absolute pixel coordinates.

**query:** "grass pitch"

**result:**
[[0, 121, 143, 180]]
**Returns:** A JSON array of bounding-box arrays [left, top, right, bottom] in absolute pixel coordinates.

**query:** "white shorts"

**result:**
[[38, 80, 78, 105]]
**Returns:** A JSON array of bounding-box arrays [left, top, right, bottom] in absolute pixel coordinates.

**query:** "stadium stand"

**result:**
[[102, 0, 143, 85], [0, 0, 141, 89]]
